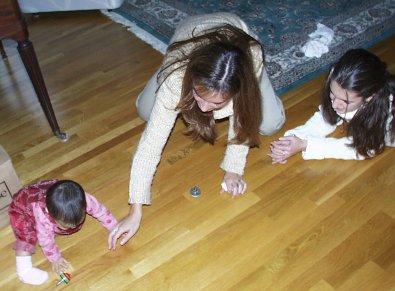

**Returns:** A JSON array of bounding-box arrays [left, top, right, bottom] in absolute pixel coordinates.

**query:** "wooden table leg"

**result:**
[[0, 40, 7, 60], [17, 40, 68, 141]]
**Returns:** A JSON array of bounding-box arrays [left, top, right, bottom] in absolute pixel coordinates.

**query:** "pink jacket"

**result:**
[[9, 180, 117, 263]]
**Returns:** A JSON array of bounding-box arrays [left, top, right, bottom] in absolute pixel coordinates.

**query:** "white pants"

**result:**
[[136, 66, 285, 135]]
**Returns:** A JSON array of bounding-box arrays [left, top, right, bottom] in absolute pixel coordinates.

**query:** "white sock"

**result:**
[[16, 256, 48, 285]]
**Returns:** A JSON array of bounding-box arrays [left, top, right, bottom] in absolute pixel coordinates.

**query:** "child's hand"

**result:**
[[52, 257, 70, 274], [268, 136, 307, 164]]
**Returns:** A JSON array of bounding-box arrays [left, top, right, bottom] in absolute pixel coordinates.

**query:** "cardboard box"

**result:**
[[0, 145, 22, 228]]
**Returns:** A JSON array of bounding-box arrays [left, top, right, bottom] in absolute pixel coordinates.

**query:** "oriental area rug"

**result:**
[[103, 0, 395, 96]]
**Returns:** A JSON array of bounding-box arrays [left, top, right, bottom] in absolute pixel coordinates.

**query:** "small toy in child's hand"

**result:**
[[56, 273, 71, 286], [221, 182, 228, 192], [190, 186, 201, 197]]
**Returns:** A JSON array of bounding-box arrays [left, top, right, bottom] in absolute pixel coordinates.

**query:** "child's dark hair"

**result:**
[[46, 180, 87, 226], [322, 48, 395, 157]]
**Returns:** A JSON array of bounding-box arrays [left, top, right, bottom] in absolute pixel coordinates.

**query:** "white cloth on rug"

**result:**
[[302, 23, 334, 58]]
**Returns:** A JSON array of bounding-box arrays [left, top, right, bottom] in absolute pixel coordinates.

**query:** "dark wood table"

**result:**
[[0, 0, 68, 141]]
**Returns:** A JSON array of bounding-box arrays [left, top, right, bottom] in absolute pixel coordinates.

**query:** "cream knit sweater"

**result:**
[[129, 13, 264, 204]]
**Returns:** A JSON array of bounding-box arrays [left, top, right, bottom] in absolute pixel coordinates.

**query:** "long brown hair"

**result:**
[[158, 24, 263, 147], [322, 49, 395, 157]]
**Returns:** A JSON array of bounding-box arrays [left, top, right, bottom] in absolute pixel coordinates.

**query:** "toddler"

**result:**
[[9, 179, 117, 285]]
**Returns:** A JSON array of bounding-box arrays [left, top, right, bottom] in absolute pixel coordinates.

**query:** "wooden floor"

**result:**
[[0, 10, 395, 291]]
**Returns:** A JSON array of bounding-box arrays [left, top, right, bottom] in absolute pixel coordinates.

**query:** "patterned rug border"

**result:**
[[102, 9, 167, 53], [103, 0, 395, 96]]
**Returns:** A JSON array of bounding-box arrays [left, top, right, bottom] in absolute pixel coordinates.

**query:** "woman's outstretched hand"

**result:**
[[221, 172, 247, 197], [268, 135, 307, 164], [108, 203, 142, 250]]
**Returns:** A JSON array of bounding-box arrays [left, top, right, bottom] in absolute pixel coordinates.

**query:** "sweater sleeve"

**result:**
[[85, 193, 118, 231], [284, 106, 364, 160], [284, 106, 338, 139], [129, 76, 180, 205], [302, 136, 365, 160], [220, 115, 249, 175], [33, 205, 62, 263]]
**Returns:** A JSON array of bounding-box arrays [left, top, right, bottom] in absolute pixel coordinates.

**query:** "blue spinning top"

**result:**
[[190, 186, 201, 198]]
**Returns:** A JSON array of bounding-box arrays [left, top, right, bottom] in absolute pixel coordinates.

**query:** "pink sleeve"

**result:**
[[32, 205, 62, 263], [85, 193, 118, 231]]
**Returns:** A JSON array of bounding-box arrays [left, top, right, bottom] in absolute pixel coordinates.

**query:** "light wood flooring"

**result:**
[[0, 10, 395, 291]]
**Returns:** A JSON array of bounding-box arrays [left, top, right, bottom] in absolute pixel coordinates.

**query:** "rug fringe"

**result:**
[[101, 9, 167, 54]]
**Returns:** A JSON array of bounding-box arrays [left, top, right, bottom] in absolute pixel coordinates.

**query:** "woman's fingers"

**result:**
[[108, 206, 142, 250], [227, 180, 246, 196]]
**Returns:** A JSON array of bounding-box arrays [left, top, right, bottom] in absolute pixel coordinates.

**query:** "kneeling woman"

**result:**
[[108, 12, 286, 248]]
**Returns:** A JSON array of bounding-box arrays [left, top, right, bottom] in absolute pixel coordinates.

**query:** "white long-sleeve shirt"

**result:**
[[285, 95, 394, 160]]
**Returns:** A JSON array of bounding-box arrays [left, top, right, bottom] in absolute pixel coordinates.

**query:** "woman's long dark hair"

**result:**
[[321, 49, 395, 157], [158, 24, 263, 147]]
